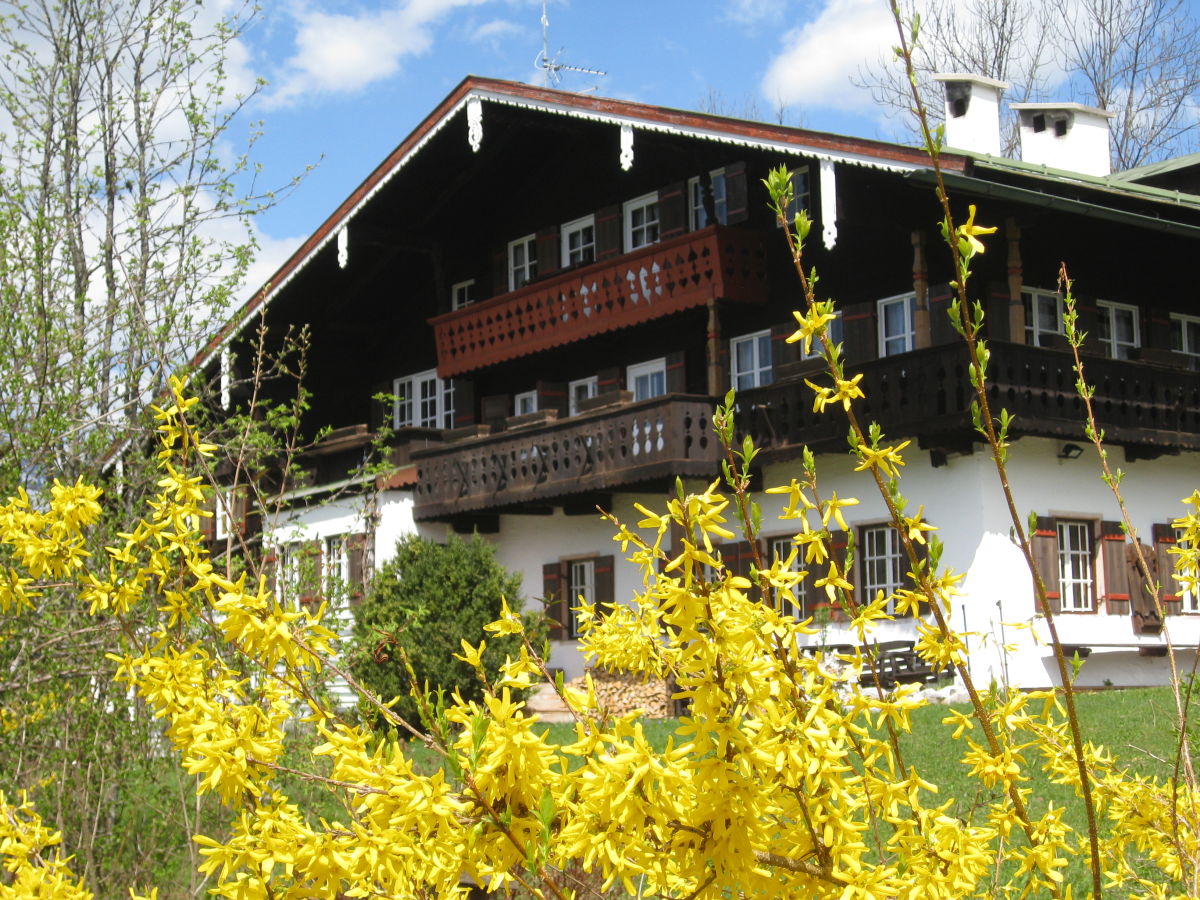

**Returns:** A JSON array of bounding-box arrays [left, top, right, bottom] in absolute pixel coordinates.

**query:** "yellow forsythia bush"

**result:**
[[0, 375, 1197, 900]]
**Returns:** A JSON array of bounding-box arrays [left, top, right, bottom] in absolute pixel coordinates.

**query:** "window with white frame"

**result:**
[[624, 193, 660, 250], [508, 234, 538, 290], [1022, 288, 1063, 347], [1057, 520, 1094, 612], [567, 558, 595, 639], [1096, 300, 1140, 359], [1171, 313, 1200, 364], [861, 524, 905, 613], [689, 169, 727, 230], [568, 376, 598, 416], [800, 310, 844, 360], [627, 357, 667, 402], [514, 390, 538, 416], [561, 215, 596, 267], [770, 535, 805, 619], [778, 166, 811, 227], [451, 279, 476, 310], [878, 293, 916, 357], [730, 329, 773, 390], [394, 369, 455, 429]]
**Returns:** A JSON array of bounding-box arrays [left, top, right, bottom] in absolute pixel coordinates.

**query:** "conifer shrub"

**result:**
[[349, 534, 539, 729]]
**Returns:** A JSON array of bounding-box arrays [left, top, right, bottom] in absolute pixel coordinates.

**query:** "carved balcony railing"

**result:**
[[738, 342, 1200, 458], [411, 396, 721, 519], [429, 225, 767, 377]]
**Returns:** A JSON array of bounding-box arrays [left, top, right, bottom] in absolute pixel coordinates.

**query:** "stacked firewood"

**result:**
[[567, 666, 675, 719]]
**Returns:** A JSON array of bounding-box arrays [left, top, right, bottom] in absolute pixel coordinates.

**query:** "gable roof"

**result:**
[[197, 75, 968, 367]]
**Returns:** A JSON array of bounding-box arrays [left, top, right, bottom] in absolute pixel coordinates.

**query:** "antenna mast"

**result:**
[[535, 0, 606, 88]]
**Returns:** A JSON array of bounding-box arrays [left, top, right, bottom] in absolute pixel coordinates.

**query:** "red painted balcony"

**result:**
[[410, 395, 721, 520], [429, 225, 767, 377]]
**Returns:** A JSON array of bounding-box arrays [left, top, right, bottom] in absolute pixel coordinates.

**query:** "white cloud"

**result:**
[[469, 18, 522, 43], [242, 230, 307, 304], [722, 0, 787, 26], [266, 0, 491, 108], [760, 0, 895, 111]]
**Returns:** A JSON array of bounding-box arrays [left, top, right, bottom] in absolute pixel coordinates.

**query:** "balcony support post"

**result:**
[[706, 294, 723, 397]]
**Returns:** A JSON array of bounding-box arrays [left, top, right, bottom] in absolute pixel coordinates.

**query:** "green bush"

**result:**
[[349, 534, 539, 730]]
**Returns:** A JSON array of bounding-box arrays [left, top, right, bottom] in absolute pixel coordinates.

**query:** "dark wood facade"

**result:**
[[217, 78, 1200, 526]]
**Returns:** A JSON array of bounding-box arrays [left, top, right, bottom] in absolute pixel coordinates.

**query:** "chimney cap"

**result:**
[[933, 73, 1010, 90], [1010, 101, 1114, 119]]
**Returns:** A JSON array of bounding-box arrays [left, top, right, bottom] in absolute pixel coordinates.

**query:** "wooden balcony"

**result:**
[[411, 395, 721, 520], [738, 342, 1200, 458], [429, 225, 767, 377]]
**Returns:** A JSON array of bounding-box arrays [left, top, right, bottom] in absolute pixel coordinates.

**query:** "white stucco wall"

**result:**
[[271, 434, 1198, 692]]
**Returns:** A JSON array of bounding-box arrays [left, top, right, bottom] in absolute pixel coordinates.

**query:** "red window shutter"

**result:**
[[451, 379, 475, 427], [536, 381, 567, 418], [724, 161, 749, 224], [1098, 520, 1130, 614], [1030, 517, 1061, 614], [1153, 523, 1181, 613], [657, 181, 688, 240], [543, 562, 567, 638], [826, 531, 850, 621], [594, 555, 615, 612], [665, 350, 687, 394]]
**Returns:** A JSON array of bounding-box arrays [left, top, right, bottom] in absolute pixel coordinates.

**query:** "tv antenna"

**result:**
[[535, 0, 606, 88]]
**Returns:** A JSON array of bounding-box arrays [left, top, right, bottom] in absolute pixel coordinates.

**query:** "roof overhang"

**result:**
[[197, 76, 962, 368]]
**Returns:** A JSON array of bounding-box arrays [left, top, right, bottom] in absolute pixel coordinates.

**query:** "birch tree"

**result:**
[[0, 2, 278, 893]]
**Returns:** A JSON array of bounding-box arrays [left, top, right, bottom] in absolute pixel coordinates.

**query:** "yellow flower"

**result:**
[[957, 204, 997, 255]]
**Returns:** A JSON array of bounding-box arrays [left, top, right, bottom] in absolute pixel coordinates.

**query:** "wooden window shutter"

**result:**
[[543, 562, 568, 638], [594, 555, 615, 613], [491, 248, 508, 296], [299, 540, 324, 609], [718, 540, 759, 581], [536, 227, 559, 278], [826, 531, 850, 621], [1098, 520, 1130, 614], [796, 554, 822, 620], [199, 493, 217, 544], [597, 367, 622, 394], [1030, 516, 1061, 614], [1153, 523, 1181, 612], [927, 284, 958, 346], [451, 379, 475, 427], [770, 320, 800, 372], [595, 204, 622, 260], [481, 394, 510, 432], [346, 532, 371, 606], [724, 161, 749, 223], [665, 350, 687, 393], [536, 381, 568, 418], [841, 301, 878, 364], [895, 538, 930, 619], [658, 181, 688, 240]]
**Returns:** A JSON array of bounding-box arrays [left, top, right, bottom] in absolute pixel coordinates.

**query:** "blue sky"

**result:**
[[234, 0, 910, 289]]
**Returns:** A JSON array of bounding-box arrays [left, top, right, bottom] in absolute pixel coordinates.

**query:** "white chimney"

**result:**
[[1009, 102, 1115, 176], [933, 73, 1009, 157]]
